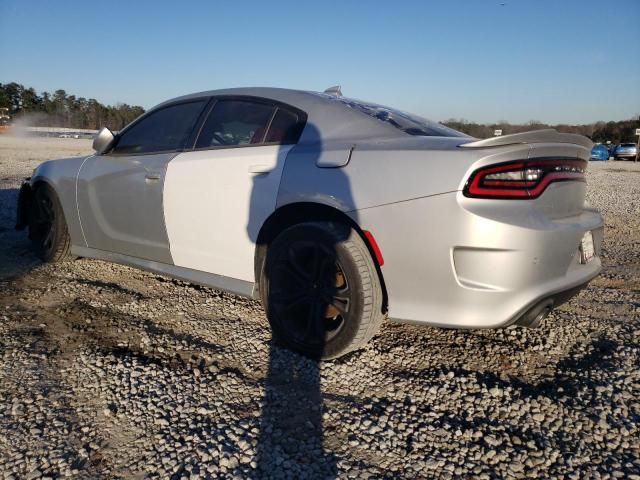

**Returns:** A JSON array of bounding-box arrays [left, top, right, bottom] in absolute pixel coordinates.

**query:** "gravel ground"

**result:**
[[0, 136, 639, 479]]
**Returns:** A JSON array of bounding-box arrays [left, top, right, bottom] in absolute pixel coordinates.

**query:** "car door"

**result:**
[[77, 99, 208, 263], [163, 97, 306, 282]]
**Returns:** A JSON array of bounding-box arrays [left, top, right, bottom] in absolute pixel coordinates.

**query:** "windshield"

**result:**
[[315, 93, 468, 138]]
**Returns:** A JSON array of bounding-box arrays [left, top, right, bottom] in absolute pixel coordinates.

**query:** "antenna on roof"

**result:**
[[323, 85, 342, 97]]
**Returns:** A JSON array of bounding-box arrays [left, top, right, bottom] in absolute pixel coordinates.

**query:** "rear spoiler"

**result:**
[[459, 129, 593, 150]]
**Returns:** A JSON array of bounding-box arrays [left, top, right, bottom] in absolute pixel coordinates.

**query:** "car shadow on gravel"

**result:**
[[72, 278, 151, 301]]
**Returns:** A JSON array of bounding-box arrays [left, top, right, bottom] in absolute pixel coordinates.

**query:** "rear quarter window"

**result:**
[[312, 93, 467, 138]]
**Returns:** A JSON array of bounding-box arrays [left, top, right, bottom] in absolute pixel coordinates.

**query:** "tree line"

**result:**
[[443, 117, 640, 144], [0, 82, 145, 131]]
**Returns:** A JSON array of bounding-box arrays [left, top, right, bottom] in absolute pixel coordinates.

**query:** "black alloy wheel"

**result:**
[[29, 184, 73, 263], [261, 221, 384, 360]]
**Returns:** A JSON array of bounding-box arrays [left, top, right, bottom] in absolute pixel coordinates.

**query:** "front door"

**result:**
[[77, 152, 177, 263], [77, 99, 207, 263]]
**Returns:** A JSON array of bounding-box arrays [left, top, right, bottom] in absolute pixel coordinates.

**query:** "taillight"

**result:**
[[464, 158, 587, 199]]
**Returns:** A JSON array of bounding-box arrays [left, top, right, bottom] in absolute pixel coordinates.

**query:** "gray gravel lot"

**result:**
[[0, 136, 639, 479]]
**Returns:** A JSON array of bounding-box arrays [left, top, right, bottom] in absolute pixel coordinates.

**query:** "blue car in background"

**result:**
[[590, 144, 610, 161]]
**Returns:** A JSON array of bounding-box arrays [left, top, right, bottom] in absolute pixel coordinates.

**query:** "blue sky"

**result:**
[[1, 0, 638, 124]]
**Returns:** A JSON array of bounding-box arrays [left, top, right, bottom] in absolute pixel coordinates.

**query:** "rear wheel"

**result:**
[[260, 221, 384, 360], [29, 184, 74, 263]]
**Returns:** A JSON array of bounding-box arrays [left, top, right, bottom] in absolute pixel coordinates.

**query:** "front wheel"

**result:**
[[260, 221, 384, 360], [29, 184, 74, 263]]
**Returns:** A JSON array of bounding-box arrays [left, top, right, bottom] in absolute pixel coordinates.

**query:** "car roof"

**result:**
[[155, 87, 411, 144], [162, 87, 324, 107]]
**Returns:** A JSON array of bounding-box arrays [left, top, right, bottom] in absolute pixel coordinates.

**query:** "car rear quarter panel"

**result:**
[[277, 137, 492, 212]]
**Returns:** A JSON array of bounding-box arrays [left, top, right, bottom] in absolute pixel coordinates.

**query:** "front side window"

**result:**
[[196, 100, 276, 148], [111, 100, 206, 154]]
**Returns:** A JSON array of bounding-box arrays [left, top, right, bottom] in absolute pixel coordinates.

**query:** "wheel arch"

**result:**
[[254, 201, 388, 313], [16, 178, 58, 231], [31, 177, 56, 191]]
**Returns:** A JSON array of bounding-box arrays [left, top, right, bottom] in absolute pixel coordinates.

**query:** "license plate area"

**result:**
[[580, 231, 595, 264]]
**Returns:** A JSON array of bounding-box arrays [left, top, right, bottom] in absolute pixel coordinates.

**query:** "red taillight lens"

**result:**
[[464, 158, 587, 199]]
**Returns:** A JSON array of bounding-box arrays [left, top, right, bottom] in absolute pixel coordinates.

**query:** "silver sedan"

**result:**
[[16, 87, 603, 359]]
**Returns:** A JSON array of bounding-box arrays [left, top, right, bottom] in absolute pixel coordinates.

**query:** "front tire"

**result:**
[[260, 221, 384, 360], [29, 184, 74, 263]]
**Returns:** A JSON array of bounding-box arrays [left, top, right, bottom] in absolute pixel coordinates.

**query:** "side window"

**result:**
[[265, 108, 305, 144], [111, 100, 206, 154], [196, 100, 275, 148]]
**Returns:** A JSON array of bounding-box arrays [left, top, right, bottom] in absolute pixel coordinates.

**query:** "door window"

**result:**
[[111, 100, 206, 155], [195, 100, 276, 148]]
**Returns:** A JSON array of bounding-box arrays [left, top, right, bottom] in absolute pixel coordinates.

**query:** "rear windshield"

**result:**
[[315, 93, 467, 138]]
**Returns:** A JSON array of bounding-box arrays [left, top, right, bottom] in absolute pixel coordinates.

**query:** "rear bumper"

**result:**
[[353, 186, 603, 329]]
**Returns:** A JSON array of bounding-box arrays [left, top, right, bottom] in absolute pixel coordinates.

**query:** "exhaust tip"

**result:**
[[515, 300, 553, 328], [528, 305, 552, 328]]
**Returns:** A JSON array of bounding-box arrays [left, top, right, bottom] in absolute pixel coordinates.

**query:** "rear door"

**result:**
[[77, 99, 208, 263], [163, 97, 305, 282]]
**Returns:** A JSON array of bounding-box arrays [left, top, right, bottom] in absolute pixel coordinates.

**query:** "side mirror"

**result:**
[[93, 127, 116, 154]]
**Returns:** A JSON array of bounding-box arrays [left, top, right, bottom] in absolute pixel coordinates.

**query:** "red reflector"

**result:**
[[464, 158, 587, 199], [363, 230, 384, 266]]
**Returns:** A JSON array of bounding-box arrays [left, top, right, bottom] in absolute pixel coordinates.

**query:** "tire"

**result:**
[[260, 221, 384, 360], [29, 184, 74, 263]]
